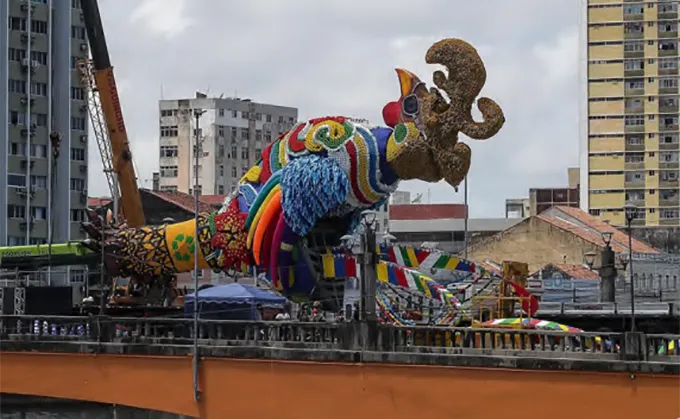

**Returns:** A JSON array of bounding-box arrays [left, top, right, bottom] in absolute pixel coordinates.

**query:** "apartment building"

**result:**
[[1, 0, 89, 250], [158, 93, 298, 195], [581, 0, 679, 228]]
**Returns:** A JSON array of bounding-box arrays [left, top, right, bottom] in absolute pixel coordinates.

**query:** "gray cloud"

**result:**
[[88, 0, 581, 217]]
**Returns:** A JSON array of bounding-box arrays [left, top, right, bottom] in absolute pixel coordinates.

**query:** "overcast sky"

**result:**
[[89, 0, 582, 218]]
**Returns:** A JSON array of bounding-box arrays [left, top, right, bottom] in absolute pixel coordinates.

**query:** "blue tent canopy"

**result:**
[[184, 284, 287, 320]]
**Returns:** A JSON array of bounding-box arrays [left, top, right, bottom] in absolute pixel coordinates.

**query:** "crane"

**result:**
[[80, 0, 145, 228]]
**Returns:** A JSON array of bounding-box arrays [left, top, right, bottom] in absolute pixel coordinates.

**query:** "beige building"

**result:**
[[580, 0, 679, 228]]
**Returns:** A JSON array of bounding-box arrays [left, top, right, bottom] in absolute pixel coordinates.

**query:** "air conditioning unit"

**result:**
[[20, 33, 36, 45], [80, 135, 87, 143], [80, 105, 87, 113], [79, 164, 87, 173], [30, 122, 37, 130], [80, 188, 88, 197], [19, 97, 35, 106], [80, 43, 88, 52]]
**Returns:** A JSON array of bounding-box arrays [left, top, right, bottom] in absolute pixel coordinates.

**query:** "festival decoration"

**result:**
[[81, 38, 507, 308]]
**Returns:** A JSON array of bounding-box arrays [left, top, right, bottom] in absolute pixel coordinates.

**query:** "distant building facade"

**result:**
[[158, 93, 298, 196]]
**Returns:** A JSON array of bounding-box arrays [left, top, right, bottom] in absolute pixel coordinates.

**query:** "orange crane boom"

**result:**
[[81, 0, 145, 227]]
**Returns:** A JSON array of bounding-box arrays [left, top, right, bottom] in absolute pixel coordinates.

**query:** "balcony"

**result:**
[[624, 161, 645, 170], [624, 179, 645, 188], [659, 196, 680, 207], [659, 67, 679, 77], [658, 29, 678, 38], [623, 68, 644, 77], [661, 124, 679, 132], [659, 102, 679, 113], [659, 218, 680, 226], [624, 124, 644, 133], [659, 141, 679, 151], [623, 30, 644, 40], [659, 161, 680, 170], [660, 177, 679, 188], [624, 142, 645, 152]]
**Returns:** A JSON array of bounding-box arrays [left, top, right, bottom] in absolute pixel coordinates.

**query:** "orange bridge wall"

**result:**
[[1, 352, 678, 419]]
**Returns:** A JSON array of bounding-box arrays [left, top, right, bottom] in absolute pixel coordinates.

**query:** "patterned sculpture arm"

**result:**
[[81, 205, 250, 278]]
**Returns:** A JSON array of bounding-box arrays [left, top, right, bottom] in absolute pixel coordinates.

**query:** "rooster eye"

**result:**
[[402, 95, 419, 116]]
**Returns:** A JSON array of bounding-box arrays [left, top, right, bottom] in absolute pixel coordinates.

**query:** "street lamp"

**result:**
[[192, 107, 205, 402], [360, 210, 378, 322], [624, 201, 637, 332], [582, 230, 617, 303]]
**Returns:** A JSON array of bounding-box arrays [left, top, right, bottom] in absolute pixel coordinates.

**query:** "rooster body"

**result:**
[[81, 38, 505, 302]]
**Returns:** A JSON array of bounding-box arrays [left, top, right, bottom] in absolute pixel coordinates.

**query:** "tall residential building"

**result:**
[[158, 93, 298, 195], [1, 0, 90, 248], [581, 0, 679, 228]]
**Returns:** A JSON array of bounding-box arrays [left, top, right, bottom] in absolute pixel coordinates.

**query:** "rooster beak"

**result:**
[[395, 68, 415, 97]]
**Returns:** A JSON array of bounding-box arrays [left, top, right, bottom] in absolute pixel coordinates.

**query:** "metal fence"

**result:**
[[1, 315, 677, 363]]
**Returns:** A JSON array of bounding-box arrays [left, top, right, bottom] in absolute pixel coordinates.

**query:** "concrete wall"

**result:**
[[1, 352, 677, 419], [467, 218, 602, 272]]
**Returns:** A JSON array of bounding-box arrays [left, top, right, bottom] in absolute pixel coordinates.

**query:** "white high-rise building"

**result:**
[[158, 93, 298, 196]]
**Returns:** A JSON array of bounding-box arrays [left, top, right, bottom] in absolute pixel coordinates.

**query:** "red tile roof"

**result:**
[[549, 206, 658, 254], [145, 190, 216, 214], [200, 195, 227, 206], [552, 264, 600, 280], [390, 204, 467, 220], [87, 197, 112, 208]]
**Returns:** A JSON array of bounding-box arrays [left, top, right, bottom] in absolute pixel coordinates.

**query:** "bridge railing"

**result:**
[[531, 301, 678, 316], [1, 315, 678, 363]]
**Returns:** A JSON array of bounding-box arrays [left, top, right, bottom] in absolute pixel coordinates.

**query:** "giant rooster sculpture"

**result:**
[[81, 38, 505, 300]]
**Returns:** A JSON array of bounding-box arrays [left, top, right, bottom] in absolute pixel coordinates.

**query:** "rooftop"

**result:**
[[539, 206, 658, 254], [389, 218, 523, 233]]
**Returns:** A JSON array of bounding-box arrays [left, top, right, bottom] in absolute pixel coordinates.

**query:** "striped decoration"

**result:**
[[377, 245, 496, 278], [321, 253, 459, 308]]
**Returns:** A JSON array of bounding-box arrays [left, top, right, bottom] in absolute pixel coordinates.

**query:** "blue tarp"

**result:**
[[184, 283, 287, 320]]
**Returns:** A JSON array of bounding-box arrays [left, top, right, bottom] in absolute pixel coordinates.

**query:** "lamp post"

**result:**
[[340, 209, 378, 322], [192, 108, 205, 402], [624, 201, 637, 332], [584, 231, 617, 303]]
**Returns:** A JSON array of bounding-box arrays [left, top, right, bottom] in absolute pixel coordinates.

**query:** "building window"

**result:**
[[70, 178, 86, 192], [8, 17, 26, 31], [30, 238, 46, 245], [623, 4, 643, 15], [31, 144, 47, 158], [160, 125, 178, 137], [7, 205, 26, 219], [9, 143, 25, 155], [626, 135, 644, 145], [242, 112, 249, 119], [71, 148, 86, 161], [218, 185, 224, 194], [8, 236, 26, 246], [160, 185, 178, 192], [31, 20, 48, 34], [659, 40, 678, 52], [241, 148, 249, 160], [159, 145, 178, 157], [240, 128, 249, 141], [71, 117, 86, 131], [30, 82, 48, 96], [71, 26, 86, 40], [659, 2, 678, 13], [266, 114, 272, 122], [31, 206, 47, 220], [660, 78, 678, 89], [264, 131, 272, 142], [8, 79, 27, 93], [624, 153, 644, 163], [623, 41, 643, 52], [624, 115, 644, 126], [31, 175, 47, 189], [624, 60, 644, 71], [72, 0, 82, 8], [232, 110, 238, 118], [218, 108, 225, 117], [8, 48, 26, 61], [625, 79, 644, 90], [217, 126, 225, 137], [219, 165, 224, 176], [7, 173, 26, 188], [660, 152, 679, 162], [71, 87, 85, 100], [160, 165, 178, 177], [231, 166, 237, 178]]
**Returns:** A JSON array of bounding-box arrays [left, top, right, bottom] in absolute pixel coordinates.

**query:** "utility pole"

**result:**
[[192, 108, 205, 402], [464, 176, 469, 259], [362, 221, 377, 322]]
